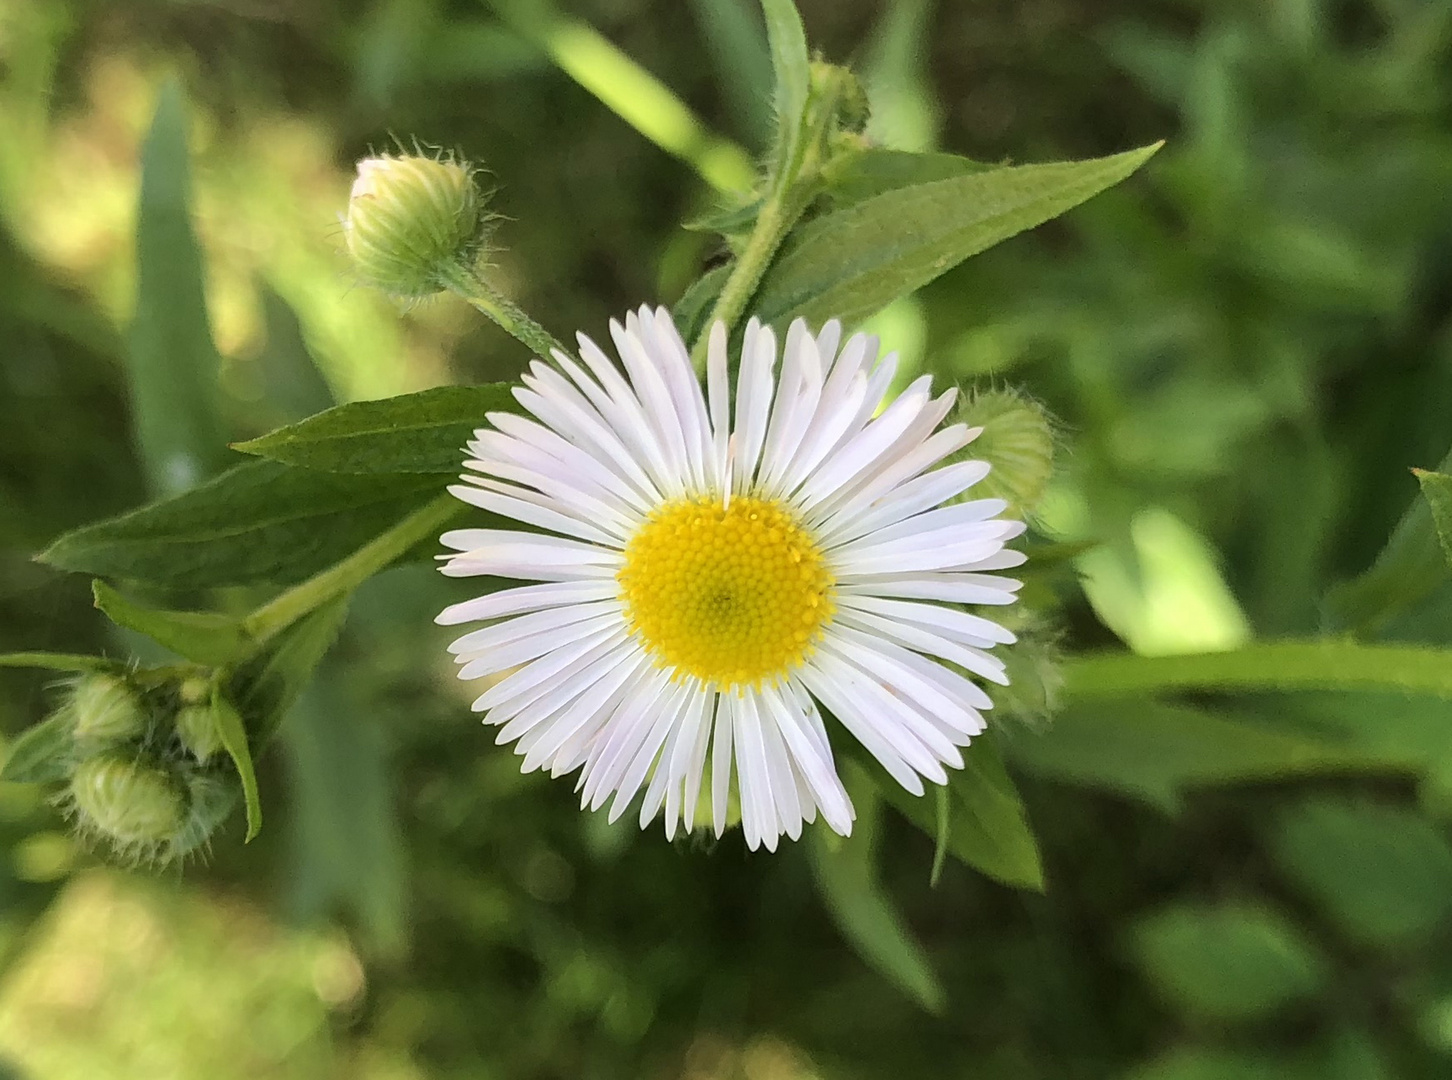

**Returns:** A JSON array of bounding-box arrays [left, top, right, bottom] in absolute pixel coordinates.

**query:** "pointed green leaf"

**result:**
[[212, 687, 261, 841], [0, 652, 124, 674], [1, 715, 74, 784], [1325, 447, 1452, 634], [40, 461, 445, 588], [809, 776, 945, 1013], [235, 385, 517, 475], [92, 580, 250, 665], [682, 195, 763, 241], [1129, 902, 1329, 1022], [687, 0, 773, 145], [823, 148, 994, 206], [753, 143, 1163, 329], [283, 674, 407, 956], [1009, 699, 1401, 810], [883, 738, 1045, 890], [129, 79, 228, 496], [1270, 798, 1452, 950], [252, 287, 337, 426], [1414, 468, 1452, 567], [928, 785, 950, 887], [675, 264, 732, 348], [760, 0, 810, 180]]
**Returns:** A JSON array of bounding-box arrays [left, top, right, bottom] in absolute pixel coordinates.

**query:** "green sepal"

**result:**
[[92, 580, 250, 665], [211, 685, 262, 842], [0, 714, 75, 784]]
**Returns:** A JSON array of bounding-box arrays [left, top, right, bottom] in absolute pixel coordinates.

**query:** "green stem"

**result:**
[[686, 68, 858, 364], [240, 493, 460, 646], [1064, 640, 1452, 701], [690, 198, 798, 366], [443, 266, 568, 359]]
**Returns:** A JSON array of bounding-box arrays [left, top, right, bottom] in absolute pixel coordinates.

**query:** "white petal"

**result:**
[[711, 690, 735, 837], [437, 579, 618, 626], [446, 599, 620, 655], [817, 461, 993, 547], [705, 321, 731, 488], [794, 661, 924, 795], [473, 626, 629, 711], [447, 483, 622, 547], [836, 593, 1016, 647], [812, 645, 961, 773], [732, 320, 777, 491], [455, 611, 622, 680], [837, 572, 1021, 607], [835, 607, 1009, 685]]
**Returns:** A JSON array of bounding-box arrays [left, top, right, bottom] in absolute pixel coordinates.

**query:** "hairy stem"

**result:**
[[1064, 640, 1452, 701], [443, 266, 568, 359], [241, 493, 460, 646]]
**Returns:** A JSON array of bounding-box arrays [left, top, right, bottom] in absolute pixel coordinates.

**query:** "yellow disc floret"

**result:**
[[618, 495, 835, 688]]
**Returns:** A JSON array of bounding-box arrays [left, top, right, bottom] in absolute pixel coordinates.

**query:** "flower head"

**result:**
[[344, 152, 487, 297], [438, 307, 1025, 850]]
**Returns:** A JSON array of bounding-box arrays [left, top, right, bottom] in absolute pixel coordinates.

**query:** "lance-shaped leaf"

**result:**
[[92, 580, 250, 665], [822, 148, 994, 206], [129, 79, 229, 495], [810, 774, 945, 1014], [40, 461, 446, 588], [235, 385, 518, 475], [1324, 448, 1452, 634], [1414, 468, 1452, 568], [753, 143, 1162, 329], [882, 737, 1045, 890], [1008, 699, 1405, 811], [760, 0, 810, 183]]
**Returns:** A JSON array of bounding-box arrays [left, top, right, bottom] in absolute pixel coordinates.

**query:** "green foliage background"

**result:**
[[3, 0, 1452, 1078]]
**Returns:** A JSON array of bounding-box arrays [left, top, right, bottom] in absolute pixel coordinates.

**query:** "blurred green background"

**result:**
[[4, 0, 1452, 1077]]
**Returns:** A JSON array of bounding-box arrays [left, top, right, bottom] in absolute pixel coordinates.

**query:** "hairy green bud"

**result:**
[[174, 704, 223, 764], [957, 388, 1056, 519], [68, 754, 187, 859], [70, 672, 147, 747], [811, 60, 870, 135], [345, 152, 487, 297], [171, 771, 238, 860]]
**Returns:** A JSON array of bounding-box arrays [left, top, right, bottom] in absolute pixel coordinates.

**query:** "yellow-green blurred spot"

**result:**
[[0, 871, 420, 1080], [12, 832, 75, 883], [1042, 492, 1252, 656], [521, 12, 755, 194]]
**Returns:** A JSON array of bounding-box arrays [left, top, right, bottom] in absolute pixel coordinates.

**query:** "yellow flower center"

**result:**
[[617, 495, 835, 688]]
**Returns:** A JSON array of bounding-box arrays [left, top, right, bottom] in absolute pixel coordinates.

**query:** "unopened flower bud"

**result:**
[[957, 388, 1056, 519], [70, 673, 146, 747], [175, 704, 223, 764], [345, 152, 486, 297], [69, 754, 187, 859], [178, 675, 211, 706], [171, 771, 238, 859], [811, 61, 870, 135]]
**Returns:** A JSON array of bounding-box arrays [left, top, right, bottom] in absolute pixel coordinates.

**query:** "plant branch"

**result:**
[[241, 493, 460, 646], [1064, 640, 1452, 701]]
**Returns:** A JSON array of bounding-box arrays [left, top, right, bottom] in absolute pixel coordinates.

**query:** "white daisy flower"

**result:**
[[437, 305, 1026, 850]]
